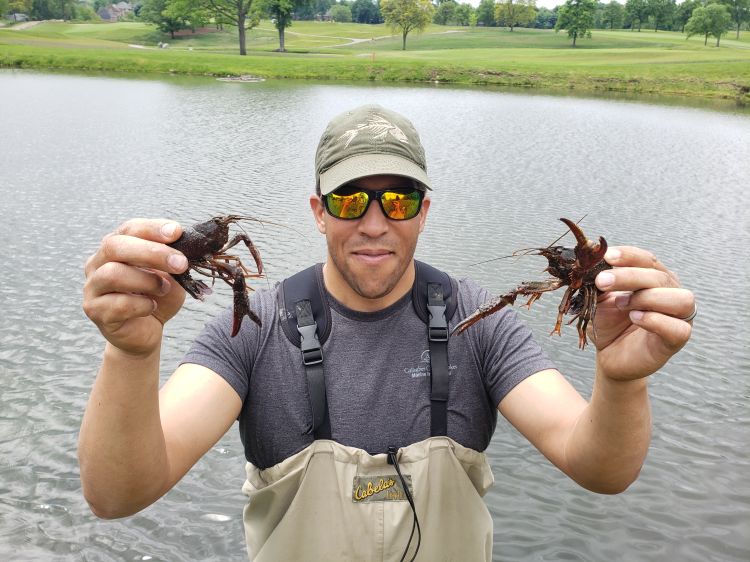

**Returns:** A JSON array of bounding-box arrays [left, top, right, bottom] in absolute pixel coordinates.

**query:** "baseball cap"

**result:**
[[315, 105, 432, 196]]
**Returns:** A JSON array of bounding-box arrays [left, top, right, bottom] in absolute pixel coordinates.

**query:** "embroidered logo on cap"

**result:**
[[339, 114, 410, 148]]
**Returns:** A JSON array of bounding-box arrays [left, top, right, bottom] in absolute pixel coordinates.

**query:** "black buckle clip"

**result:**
[[427, 304, 448, 342], [297, 323, 323, 366]]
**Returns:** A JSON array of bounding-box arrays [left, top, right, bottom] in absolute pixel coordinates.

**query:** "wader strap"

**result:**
[[427, 282, 449, 437], [296, 299, 331, 440]]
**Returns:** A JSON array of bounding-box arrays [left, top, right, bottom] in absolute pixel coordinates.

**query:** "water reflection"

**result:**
[[1, 70, 749, 561]]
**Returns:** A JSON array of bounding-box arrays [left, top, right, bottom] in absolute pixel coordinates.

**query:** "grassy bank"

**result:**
[[1, 21, 749, 103]]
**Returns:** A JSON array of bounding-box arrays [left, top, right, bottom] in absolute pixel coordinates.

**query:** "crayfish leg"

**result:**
[[451, 292, 518, 335], [230, 269, 262, 337], [552, 286, 574, 337], [220, 234, 264, 276]]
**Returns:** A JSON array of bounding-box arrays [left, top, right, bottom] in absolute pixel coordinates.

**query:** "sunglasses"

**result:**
[[323, 185, 425, 221]]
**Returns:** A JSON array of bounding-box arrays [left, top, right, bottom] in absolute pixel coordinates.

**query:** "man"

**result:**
[[80, 105, 695, 561]]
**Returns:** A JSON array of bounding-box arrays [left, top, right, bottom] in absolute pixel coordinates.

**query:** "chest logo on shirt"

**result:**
[[402, 349, 457, 379], [352, 474, 413, 503]]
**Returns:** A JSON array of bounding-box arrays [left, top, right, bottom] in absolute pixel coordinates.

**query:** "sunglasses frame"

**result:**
[[322, 186, 425, 221]]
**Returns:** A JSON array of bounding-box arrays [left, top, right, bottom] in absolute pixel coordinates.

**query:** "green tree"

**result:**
[[646, 0, 674, 31], [351, 0, 380, 22], [685, 3, 732, 46], [330, 2, 351, 20], [7, 0, 31, 18], [625, 0, 647, 30], [205, 0, 260, 54], [165, 0, 211, 30], [433, 0, 457, 24], [535, 6, 557, 27], [258, 0, 308, 51], [380, 0, 434, 50], [717, 0, 750, 39], [454, 2, 473, 25], [475, 0, 495, 25], [555, 0, 595, 45], [140, 0, 187, 37], [674, 0, 699, 32], [495, 0, 537, 31], [602, 0, 624, 28]]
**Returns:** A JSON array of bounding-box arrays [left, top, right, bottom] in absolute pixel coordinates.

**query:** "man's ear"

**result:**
[[418, 197, 430, 234], [310, 194, 326, 234]]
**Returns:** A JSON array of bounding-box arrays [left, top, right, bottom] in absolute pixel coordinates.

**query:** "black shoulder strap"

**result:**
[[412, 261, 456, 437], [278, 264, 331, 439]]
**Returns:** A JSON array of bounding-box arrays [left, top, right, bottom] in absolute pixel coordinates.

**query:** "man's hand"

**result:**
[[83, 219, 189, 357], [592, 246, 695, 381]]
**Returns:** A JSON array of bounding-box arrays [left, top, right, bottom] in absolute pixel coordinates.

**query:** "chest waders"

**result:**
[[241, 261, 495, 561]]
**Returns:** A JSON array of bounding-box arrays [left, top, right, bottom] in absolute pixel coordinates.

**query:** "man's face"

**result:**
[[310, 175, 430, 310]]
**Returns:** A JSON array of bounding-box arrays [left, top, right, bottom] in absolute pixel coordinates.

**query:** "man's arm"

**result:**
[[499, 368, 649, 494], [498, 245, 693, 494], [79, 218, 243, 518], [79, 358, 241, 519]]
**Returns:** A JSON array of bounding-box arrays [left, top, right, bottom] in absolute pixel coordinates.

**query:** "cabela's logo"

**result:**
[[353, 477, 397, 502]]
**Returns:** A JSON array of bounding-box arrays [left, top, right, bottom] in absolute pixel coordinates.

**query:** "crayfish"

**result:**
[[168, 215, 264, 337], [452, 218, 612, 349]]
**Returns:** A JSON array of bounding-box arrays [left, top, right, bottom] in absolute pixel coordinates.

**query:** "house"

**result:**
[[97, 2, 132, 22]]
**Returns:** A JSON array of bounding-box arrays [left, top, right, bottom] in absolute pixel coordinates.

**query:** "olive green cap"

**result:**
[[315, 104, 432, 196]]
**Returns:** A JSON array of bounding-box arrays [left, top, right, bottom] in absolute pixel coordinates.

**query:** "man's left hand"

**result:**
[[591, 246, 695, 382]]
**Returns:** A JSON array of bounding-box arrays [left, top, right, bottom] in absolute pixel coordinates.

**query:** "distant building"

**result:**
[[8, 13, 29, 22], [97, 2, 132, 22]]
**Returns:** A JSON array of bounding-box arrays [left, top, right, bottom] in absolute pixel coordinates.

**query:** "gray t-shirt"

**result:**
[[182, 265, 555, 470]]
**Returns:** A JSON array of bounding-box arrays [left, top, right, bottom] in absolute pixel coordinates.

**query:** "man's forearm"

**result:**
[[564, 372, 651, 494], [78, 343, 170, 518]]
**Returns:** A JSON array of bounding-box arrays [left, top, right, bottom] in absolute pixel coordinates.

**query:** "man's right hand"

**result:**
[[83, 218, 189, 357]]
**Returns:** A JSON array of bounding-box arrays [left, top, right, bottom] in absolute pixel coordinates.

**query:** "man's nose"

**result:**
[[357, 200, 389, 237]]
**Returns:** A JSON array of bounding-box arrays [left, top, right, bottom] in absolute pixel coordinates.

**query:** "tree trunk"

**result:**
[[171, 30, 175, 38], [704, 33, 708, 46], [510, 24, 514, 31], [239, 11, 247, 55], [573, 31, 577, 46], [278, 27, 286, 52], [716, 35, 720, 47], [737, 23, 740, 40], [402, 31, 407, 50]]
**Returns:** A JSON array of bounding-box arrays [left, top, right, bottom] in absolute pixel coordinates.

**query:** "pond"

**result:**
[[1, 69, 748, 561]]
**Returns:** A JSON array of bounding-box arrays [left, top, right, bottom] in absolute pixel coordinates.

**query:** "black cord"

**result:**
[[388, 447, 421, 562]]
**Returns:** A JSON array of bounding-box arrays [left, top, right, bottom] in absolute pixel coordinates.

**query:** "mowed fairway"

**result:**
[[1, 21, 749, 102]]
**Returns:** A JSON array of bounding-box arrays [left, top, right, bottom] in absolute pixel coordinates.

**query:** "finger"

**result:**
[[84, 292, 157, 329], [85, 233, 188, 278], [596, 267, 679, 292], [115, 218, 183, 243], [85, 219, 183, 277], [614, 288, 695, 320], [85, 262, 172, 300], [628, 310, 692, 353], [605, 246, 670, 273]]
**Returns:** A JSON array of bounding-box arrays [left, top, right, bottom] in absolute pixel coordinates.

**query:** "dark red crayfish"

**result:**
[[452, 218, 612, 349], [168, 215, 264, 337]]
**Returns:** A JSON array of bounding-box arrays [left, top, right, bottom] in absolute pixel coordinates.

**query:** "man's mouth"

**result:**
[[352, 249, 393, 264]]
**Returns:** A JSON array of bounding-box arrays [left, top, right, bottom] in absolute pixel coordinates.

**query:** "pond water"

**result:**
[[1, 69, 749, 561]]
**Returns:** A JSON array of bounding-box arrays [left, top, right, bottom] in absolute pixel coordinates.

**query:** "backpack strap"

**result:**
[[278, 264, 331, 439], [412, 260, 457, 437]]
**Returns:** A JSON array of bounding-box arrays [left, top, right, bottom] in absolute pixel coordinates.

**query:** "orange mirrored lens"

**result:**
[[381, 191, 421, 220], [326, 191, 369, 219]]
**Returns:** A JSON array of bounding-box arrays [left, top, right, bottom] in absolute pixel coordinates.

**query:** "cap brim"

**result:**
[[319, 153, 432, 195]]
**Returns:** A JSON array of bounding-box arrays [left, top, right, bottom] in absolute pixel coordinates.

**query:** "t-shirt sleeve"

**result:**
[[180, 306, 254, 403], [456, 278, 556, 408]]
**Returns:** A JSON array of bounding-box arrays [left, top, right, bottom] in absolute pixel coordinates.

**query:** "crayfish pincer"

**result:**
[[452, 218, 612, 349], [168, 215, 264, 337]]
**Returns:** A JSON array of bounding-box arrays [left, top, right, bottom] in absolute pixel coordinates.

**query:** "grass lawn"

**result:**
[[1, 21, 748, 103]]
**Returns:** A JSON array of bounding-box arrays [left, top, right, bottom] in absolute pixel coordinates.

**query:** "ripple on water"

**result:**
[[1, 71, 749, 561]]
